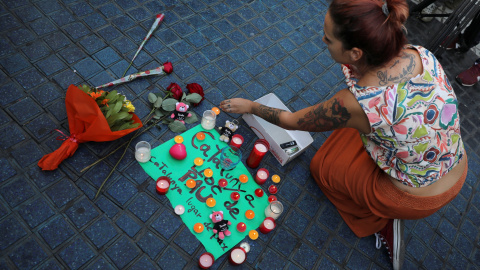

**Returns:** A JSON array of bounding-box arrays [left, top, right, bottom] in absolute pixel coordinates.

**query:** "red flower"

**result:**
[[167, 83, 183, 100], [163, 62, 173, 74], [186, 83, 205, 107]]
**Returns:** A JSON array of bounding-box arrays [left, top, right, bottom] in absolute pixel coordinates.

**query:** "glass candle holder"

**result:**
[[199, 252, 214, 269], [135, 141, 151, 163], [264, 201, 283, 220], [156, 176, 170, 195], [259, 217, 276, 234], [230, 134, 244, 148], [201, 110, 216, 130], [219, 145, 242, 170], [229, 247, 247, 265], [255, 168, 269, 185], [246, 139, 270, 168]]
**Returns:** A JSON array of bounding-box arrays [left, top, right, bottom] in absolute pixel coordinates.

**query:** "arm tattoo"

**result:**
[[377, 52, 416, 86], [252, 105, 286, 126], [297, 98, 351, 131]]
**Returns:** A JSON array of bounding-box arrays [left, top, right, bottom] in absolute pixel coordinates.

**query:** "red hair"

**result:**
[[329, 0, 409, 68]]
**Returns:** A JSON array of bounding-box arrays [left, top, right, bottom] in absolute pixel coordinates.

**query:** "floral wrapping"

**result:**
[[343, 45, 465, 187]]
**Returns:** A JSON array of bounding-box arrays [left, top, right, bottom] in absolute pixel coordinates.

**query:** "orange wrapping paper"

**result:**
[[38, 85, 142, 170]]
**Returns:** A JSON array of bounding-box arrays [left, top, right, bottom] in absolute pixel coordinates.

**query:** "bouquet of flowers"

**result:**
[[37, 85, 143, 170]]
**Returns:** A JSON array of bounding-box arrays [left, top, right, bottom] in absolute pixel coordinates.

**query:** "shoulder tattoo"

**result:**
[[377, 52, 416, 86]]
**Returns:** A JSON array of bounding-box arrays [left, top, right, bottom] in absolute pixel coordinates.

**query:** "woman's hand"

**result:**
[[220, 98, 254, 114]]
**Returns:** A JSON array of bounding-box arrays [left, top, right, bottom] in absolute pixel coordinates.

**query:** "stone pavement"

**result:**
[[0, 0, 479, 269]]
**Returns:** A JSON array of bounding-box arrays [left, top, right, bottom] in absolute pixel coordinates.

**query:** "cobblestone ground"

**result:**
[[0, 0, 479, 269]]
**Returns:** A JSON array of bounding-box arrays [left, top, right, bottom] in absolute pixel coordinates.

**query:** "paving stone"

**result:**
[[38, 216, 75, 249], [84, 217, 118, 249], [59, 238, 96, 269], [0, 216, 27, 250], [65, 198, 100, 228], [17, 196, 55, 228], [105, 236, 139, 268], [156, 247, 187, 270], [8, 237, 48, 269]]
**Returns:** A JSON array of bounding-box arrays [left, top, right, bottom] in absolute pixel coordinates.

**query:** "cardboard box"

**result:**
[[242, 93, 314, 166]]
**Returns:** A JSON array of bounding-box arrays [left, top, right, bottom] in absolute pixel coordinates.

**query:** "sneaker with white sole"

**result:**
[[456, 59, 480, 86], [375, 219, 405, 270]]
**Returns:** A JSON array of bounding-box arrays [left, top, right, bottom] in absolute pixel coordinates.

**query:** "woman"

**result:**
[[219, 0, 468, 269]]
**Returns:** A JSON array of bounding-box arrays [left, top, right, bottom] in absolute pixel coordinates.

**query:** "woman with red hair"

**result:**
[[220, 0, 467, 269]]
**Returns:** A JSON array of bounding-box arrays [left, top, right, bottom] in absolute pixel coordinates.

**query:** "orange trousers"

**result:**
[[310, 128, 468, 237]]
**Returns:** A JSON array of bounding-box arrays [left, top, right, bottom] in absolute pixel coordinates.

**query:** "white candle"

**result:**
[[264, 219, 274, 229], [135, 147, 151, 163], [199, 252, 214, 269], [257, 170, 267, 180], [264, 201, 283, 220], [240, 242, 250, 253], [232, 137, 242, 144], [201, 116, 215, 130], [255, 143, 267, 153], [230, 248, 246, 264], [157, 180, 169, 188]]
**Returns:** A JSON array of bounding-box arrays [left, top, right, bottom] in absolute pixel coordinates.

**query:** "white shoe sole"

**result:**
[[393, 219, 405, 270]]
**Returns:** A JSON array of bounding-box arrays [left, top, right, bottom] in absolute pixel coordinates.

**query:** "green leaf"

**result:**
[[169, 121, 187, 133], [181, 92, 187, 101], [155, 109, 164, 117], [162, 118, 173, 124], [185, 93, 203, 103], [148, 93, 158, 103], [113, 101, 122, 114], [105, 90, 118, 100], [105, 106, 113, 118], [106, 111, 130, 126], [184, 112, 198, 124], [162, 98, 178, 111], [154, 97, 163, 108]]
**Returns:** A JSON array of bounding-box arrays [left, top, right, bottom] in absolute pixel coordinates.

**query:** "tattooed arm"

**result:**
[[219, 89, 370, 133]]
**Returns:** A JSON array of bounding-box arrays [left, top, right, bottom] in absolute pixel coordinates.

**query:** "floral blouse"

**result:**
[[343, 45, 465, 187]]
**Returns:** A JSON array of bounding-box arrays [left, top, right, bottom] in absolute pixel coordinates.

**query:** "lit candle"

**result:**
[[196, 132, 206, 141], [230, 134, 244, 148], [245, 210, 255, 219], [186, 179, 196, 189], [218, 178, 228, 188], [156, 177, 170, 195], [246, 139, 269, 168], [271, 174, 281, 183], [194, 223, 204, 233], [239, 174, 248, 183], [255, 168, 269, 185], [237, 222, 247, 232], [204, 168, 213, 178], [255, 188, 264, 197], [174, 135, 184, 144], [259, 217, 276, 234], [230, 192, 240, 201], [268, 195, 277, 203], [198, 252, 214, 269], [194, 157, 204, 167], [268, 184, 278, 194], [174, 205, 185, 215], [211, 107, 221, 115], [206, 198, 216, 207], [264, 201, 284, 220], [229, 247, 247, 265], [240, 242, 250, 253], [248, 230, 258, 240], [201, 110, 216, 130], [135, 141, 151, 163]]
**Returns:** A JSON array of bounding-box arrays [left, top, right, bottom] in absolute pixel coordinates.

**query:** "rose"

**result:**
[[186, 83, 205, 107], [167, 83, 182, 100], [163, 62, 173, 74]]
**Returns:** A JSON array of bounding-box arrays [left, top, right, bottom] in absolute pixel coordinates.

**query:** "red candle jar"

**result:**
[[259, 217, 276, 234], [229, 247, 247, 265], [230, 134, 244, 148], [230, 192, 240, 201], [246, 139, 270, 168], [255, 168, 269, 185], [198, 252, 215, 269], [237, 222, 247, 232], [156, 176, 171, 195]]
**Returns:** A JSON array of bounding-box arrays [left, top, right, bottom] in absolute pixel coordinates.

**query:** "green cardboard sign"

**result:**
[[140, 124, 269, 259]]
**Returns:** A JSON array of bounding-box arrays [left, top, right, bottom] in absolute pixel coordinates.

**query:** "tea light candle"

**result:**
[[255, 188, 264, 197], [240, 242, 250, 253], [246, 139, 269, 168], [196, 132, 206, 141], [218, 178, 228, 188], [186, 179, 196, 189], [211, 107, 221, 115], [239, 174, 248, 183], [174, 205, 185, 215], [174, 135, 184, 144], [245, 210, 255, 219], [204, 168, 213, 178], [230, 192, 240, 201], [237, 222, 247, 232], [156, 177, 170, 195], [194, 223, 204, 233], [259, 217, 276, 234], [268, 195, 277, 203], [135, 141, 151, 163], [268, 184, 278, 194], [230, 134, 244, 148], [194, 157, 204, 167], [271, 174, 281, 183], [255, 168, 269, 185], [248, 230, 258, 240], [201, 110, 216, 130], [229, 247, 247, 265], [264, 201, 284, 220], [206, 198, 216, 207], [198, 252, 214, 269]]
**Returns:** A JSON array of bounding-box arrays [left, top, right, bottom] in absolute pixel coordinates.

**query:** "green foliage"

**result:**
[[185, 93, 203, 103], [162, 98, 178, 111], [168, 120, 187, 133]]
